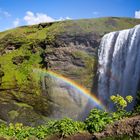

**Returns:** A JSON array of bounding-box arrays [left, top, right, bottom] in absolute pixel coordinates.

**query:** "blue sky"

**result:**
[[0, 0, 140, 31]]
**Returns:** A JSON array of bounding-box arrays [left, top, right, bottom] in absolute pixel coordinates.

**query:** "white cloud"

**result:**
[[135, 10, 140, 18], [58, 16, 71, 21], [23, 11, 72, 25], [0, 9, 11, 17], [65, 17, 71, 20], [24, 11, 55, 25], [13, 18, 20, 27]]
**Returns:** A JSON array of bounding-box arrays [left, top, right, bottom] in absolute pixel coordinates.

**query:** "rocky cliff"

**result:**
[[0, 17, 140, 125]]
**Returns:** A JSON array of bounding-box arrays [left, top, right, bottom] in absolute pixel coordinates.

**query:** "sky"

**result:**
[[0, 0, 140, 31]]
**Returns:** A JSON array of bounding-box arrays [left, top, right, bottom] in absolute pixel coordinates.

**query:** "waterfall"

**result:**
[[98, 25, 140, 109]]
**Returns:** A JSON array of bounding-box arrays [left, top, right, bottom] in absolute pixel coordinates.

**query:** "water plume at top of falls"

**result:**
[[98, 24, 140, 110]]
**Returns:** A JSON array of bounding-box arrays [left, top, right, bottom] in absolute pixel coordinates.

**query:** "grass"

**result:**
[[0, 17, 140, 94], [0, 17, 140, 128], [1, 17, 140, 42], [0, 44, 42, 89]]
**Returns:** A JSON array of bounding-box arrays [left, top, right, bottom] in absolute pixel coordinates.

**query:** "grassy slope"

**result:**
[[1, 17, 140, 40], [0, 17, 140, 125], [0, 16, 140, 96]]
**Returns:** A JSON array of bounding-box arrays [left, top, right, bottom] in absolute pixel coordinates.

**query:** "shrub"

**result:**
[[110, 94, 133, 111], [49, 118, 86, 137], [0, 119, 86, 139], [85, 108, 113, 133], [110, 94, 133, 119]]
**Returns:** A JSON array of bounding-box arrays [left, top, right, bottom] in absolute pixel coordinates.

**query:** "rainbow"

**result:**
[[33, 68, 105, 110]]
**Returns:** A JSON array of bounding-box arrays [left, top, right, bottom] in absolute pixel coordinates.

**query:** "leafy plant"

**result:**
[[110, 94, 133, 119], [0, 119, 86, 139], [85, 108, 113, 133], [56, 118, 86, 137], [110, 94, 133, 110]]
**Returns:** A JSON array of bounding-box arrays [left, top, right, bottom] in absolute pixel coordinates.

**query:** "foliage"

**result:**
[[85, 95, 134, 133], [110, 95, 133, 119], [110, 94, 133, 111], [56, 118, 86, 137], [0, 119, 86, 139], [85, 108, 113, 133], [0, 95, 137, 139], [0, 18, 140, 139]]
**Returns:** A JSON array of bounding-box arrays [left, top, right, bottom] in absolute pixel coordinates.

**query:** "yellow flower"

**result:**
[[126, 96, 133, 103]]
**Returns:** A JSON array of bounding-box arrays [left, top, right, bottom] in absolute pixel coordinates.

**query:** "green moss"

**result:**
[[0, 47, 41, 86], [14, 102, 33, 109], [8, 110, 19, 120], [0, 38, 43, 96]]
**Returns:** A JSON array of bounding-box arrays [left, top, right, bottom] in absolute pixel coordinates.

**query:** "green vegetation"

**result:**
[[110, 95, 133, 120], [0, 119, 85, 140], [85, 109, 113, 133], [0, 95, 136, 140], [0, 17, 140, 139], [1, 17, 140, 45], [110, 95, 133, 111], [1, 17, 140, 91], [85, 95, 133, 133]]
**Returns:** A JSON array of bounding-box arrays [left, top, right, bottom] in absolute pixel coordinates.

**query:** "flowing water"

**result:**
[[98, 25, 140, 109]]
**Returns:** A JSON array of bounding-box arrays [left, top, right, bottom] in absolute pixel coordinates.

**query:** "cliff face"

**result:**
[[0, 17, 140, 125]]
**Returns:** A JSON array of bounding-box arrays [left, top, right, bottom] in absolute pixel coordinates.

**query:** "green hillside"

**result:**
[[0, 17, 140, 126]]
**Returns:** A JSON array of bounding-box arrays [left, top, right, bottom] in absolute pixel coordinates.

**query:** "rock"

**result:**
[[42, 46, 96, 90], [93, 115, 140, 139], [12, 55, 30, 65]]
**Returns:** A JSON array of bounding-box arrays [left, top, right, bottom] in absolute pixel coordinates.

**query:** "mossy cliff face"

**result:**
[[0, 17, 140, 125]]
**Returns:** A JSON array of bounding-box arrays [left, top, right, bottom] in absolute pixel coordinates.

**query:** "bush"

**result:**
[[0, 119, 86, 139], [110, 94, 133, 119], [49, 118, 86, 137], [0, 95, 135, 138], [110, 94, 133, 111], [85, 108, 113, 133]]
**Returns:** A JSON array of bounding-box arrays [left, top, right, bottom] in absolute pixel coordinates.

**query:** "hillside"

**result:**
[[0, 17, 140, 125]]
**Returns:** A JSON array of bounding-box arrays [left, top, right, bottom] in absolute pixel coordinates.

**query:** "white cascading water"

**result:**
[[98, 25, 140, 109]]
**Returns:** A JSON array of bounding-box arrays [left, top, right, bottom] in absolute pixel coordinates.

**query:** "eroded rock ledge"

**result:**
[[93, 115, 140, 140]]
